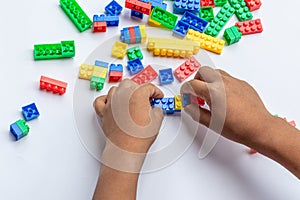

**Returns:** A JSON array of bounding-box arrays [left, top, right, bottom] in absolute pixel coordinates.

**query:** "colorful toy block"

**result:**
[[223, 26, 242, 45], [182, 94, 191, 107], [125, 0, 152, 15], [60, 0, 92, 32], [127, 46, 143, 60], [180, 11, 208, 33], [109, 71, 123, 82], [92, 66, 108, 79], [173, 20, 190, 38], [228, 0, 253, 21], [34, 40, 75, 60], [93, 21, 107, 32], [190, 95, 205, 106], [22, 103, 40, 122], [173, 0, 200, 14], [120, 25, 147, 44], [109, 64, 123, 72], [105, 0, 123, 15], [127, 58, 144, 75], [151, 98, 175, 114], [148, 0, 167, 9], [199, 6, 214, 22], [139, 25, 147, 43], [79, 64, 96, 80], [214, 0, 227, 7], [200, 0, 215, 7], [159, 68, 174, 85], [131, 65, 158, 84], [112, 41, 128, 58], [174, 56, 201, 82], [40, 76, 68, 95], [131, 10, 144, 19], [174, 95, 182, 112], [93, 14, 119, 27], [244, 0, 261, 11], [10, 120, 30, 141], [90, 76, 105, 91], [149, 6, 178, 29], [95, 60, 109, 68], [235, 19, 263, 35], [204, 4, 235, 37]]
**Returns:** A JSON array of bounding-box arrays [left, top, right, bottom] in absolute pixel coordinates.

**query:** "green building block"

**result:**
[[60, 0, 92, 32], [199, 6, 214, 22], [16, 120, 30, 137], [90, 76, 105, 91], [214, 0, 228, 7], [205, 4, 235, 37], [150, 6, 178, 29], [127, 46, 143, 61], [34, 40, 75, 60], [228, 0, 253, 22], [223, 26, 242, 45]]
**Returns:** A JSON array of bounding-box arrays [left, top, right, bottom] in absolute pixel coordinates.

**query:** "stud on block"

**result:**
[[228, 0, 253, 22], [244, 0, 261, 11], [131, 65, 158, 85], [127, 46, 143, 60], [174, 95, 183, 112], [127, 58, 144, 75], [10, 120, 30, 141], [159, 68, 174, 85], [112, 41, 128, 58], [40, 76, 68, 95], [22, 103, 40, 122], [105, 0, 123, 15], [200, 0, 215, 7], [174, 56, 201, 82], [235, 19, 263, 35], [199, 6, 214, 22], [90, 76, 105, 91], [151, 98, 175, 115], [173, 0, 200, 14]]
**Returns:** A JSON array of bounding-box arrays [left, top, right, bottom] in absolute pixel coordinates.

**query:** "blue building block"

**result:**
[[173, 20, 190, 38], [180, 11, 208, 33], [127, 58, 144, 75], [182, 94, 191, 107], [173, 0, 200, 14], [95, 60, 109, 68], [134, 26, 142, 43], [151, 98, 175, 114], [131, 10, 144, 20], [109, 64, 123, 72], [159, 68, 174, 85], [22, 103, 40, 121], [10, 123, 23, 140], [120, 28, 130, 44], [105, 0, 123, 16], [93, 14, 105, 22], [148, 0, 167, 9], [93, 14, 119, 27]]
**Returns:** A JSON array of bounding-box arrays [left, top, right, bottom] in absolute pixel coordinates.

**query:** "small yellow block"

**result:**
[[174, 95, 182, 111], [139, 25, 147, 43], [93, 66, 108, 79], [79, 64, 96, 80], [112, 41, 128, 59]]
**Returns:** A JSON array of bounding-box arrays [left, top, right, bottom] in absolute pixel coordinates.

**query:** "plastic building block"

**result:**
[[127, 58, 144, 75], [120, 28, 130, 44], [139, 25, 147, 43], [204, 4, 235, 37], [173, 20, 190, 38], [159, 68, 174, 85], [120, 25, 147, 44], [200, 0, 215, 7], [235, 19, 263, 35], [105, 0, 123, 15], [223, 26, 242, 45], [93, 14, 119, 27], [109, 71, 123, 82], [93, 21, 107, 32], [125, 0, 152, 15], [173, 0, 200, 14], [10, 120, 30, 141], [109, 64, 123, 72], [95, 60, 109, 68], [151, 98, 175, 114], [174, 56, 201, 82], [40, 76, 68, 95], [244, 0, 261, 11], [190, 95, 205, 106], [148, 0, 167, 9], [131, 65, 158, 85], [228, 0, 253, 22], [149, 6, 178, 29], [134, 26, 142, 43], [127, 46, 143, 60], [60, 0, 92, 32], [112, 41, 128, 58], [174, 95, 182, 112], [92, 66, 108, 79], [214, 0, 227, 7], [90, 76, 105, 91], [128, 27, 137, 44], [34, 40, 75, 60], [147, 37, 200, 58], [78, 64, 96, 80], [199, 6, 214, 22], [180, 11, 208, 33], [22, 103, 40, 122], [131, 10, 144, 19], [182, 94, 191, 107]]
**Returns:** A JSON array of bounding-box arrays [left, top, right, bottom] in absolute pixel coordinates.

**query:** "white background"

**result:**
[[0, 0, 299, 199]]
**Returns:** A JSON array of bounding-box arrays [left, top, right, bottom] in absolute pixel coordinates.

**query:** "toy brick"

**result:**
[[10, 120, 30, 141], [93, 14, 119, 26], [235, 19, 263, 35], [78, 64, 96, 80], [90, 76, 105, 91], [105, 0, 123, 15], [34, 40, 75, 60], [182, 94, 191, 107], [214, 0, 227, 7], [199, 6, 214, 22], [125, 0, 152, 15], [173, 20, 190, 38], [159, 68, 174, 85], [174, 95, 182, 112], [151, 98, 175, 114], [139, 25, 147, 43], [120, 28, 131, 44], [190, 95, 205, 106], [148, 0, 167, 9], [40, 76, 68, 95], [131, 10, 144, 20], [128, 27, 137, 44], [244, 0, 261, 11], [223, 26, 242, 45], [120, 25, 146, 44], [112, 41, 128, 58], [95, 60, 109, 68], [22, 103, 40, 122], [180, 11, 208, 33], [127, 58, 144, 75], [200, 0, 215, 7], [109, 64, 123, 72], [60, 0, 92, 32], [174, 56, 201, 82], [127, 46, 143, 60], [134, 26, 142, 43], [109, 71, 123, 82], [173, 0, 200, 14], [92, 66, 108, 79], [93, 21, 107, 32], [204, 4, 235, 37], [131, 65, 158, 85], [228, 0, 253, 22], [150, 6, 178, 29]]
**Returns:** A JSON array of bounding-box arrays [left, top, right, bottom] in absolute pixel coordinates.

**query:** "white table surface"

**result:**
[[0, 0, 299, 199]]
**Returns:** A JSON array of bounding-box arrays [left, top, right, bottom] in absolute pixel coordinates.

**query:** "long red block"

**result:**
[[131, 65, 158, 85], [244, 0, 261, 12], [109, 71, 123, 82], [236, 19, 263, 35], [173, 56, 201, 82], [125, 0, 152, 15], [40, 76, 67, 95]]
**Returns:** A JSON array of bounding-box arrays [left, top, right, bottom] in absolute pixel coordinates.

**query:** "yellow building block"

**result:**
[[174, 95, 182, 111], [139, 25, 147, 43], [93, 66, 108, 79], [112, 41, 128, 59], [185, 29, 225, 54], [79, 64, 96, 80]]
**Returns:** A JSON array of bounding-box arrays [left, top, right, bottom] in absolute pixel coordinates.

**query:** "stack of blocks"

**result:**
[[120, 25, 147, 44], [34, 40, 75, 60], [109, 64, 123, 82], [90, 61, 109, 91]]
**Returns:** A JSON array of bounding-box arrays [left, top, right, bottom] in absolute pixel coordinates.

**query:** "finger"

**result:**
[[180, 79, 210, 101], [94, 95, 107, 117], [139, 83, 164, 99], [184, 104, 211, 127], [215, 69, 232, 77], [106, 86, 117, 102], [118, 78, 138, 88], [194, 66, 221, 83]]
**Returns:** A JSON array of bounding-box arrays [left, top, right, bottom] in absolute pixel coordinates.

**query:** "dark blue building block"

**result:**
[[131, 10, 144, 20], [95, 60, 109, 68], [182, 94, 191, 107], [173, 20, 190, 38], [120, 28, 130, 44], [105, 0, 123, 16], [10, 123, 23, 141], [109, 64, 123, 72], [180, 11, 208, 33], [159, 68, 174, 85], [151, 98, 175, 114], [127, 58, 144, 75], [22, 103, 40, 121], [173, 0, 200, 14], [134, 26, 142, 43]]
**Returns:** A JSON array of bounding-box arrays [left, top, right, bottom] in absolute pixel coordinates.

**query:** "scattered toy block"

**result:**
[[10, 120, 30, 141], [214, 0, 227, 7], [174, 56, 201, 82], [92, 66, 108, 79], [105, 0, 123, 15], [109, 71, 123, 82], [112, 41, 128, 59], [109, 64, 123, 72], [148, 0, 167, 9], [127, 46, 143, 60], [127, 58, 144, 75], [182, 94, 192, 107], [93, 14, 119, 27], [131, 65, 158, 84], [120, 25, 147, 44], [40, 76, 68, 95], [174, 95, 182, 112], [34, 40, 75, 60], [131, 10, 144, 19], [180, 11, 208, 33], [125, 0, 152, 15], [244, 0, 261, 11], [228, 0, 253, 22], [93, 21, 107, 32], [149, 6, 178, 29], [90, 76, 105, 91], [151, 98, 175, 114], [235, 19, 263, 35], [159, 68, 174, 85], [199, 6, 214, 22], [190, 95, 205, 106], [200, 0, 215, 7], [22, 103, 40, 122], [78, 64, 96, 80], [95, 60, 109, 68], [173, 0, 200, 14], [173, 20, 190, 38], [223, 26, 242, 45]]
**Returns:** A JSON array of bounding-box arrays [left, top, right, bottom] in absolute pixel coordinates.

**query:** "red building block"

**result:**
[[131, 65, 158, 85], [236, 19, 263, 35], [40, 76, 67, 95], [244, 0, 261, 12], [200, 0, 215, 7], [125, 0, 152, 15], [190, 95, 205, 106], [173, 56, 201, 82], [93, 21, 107, 32], [109, 71, 123, 82], [128, 27, 136, 44]]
